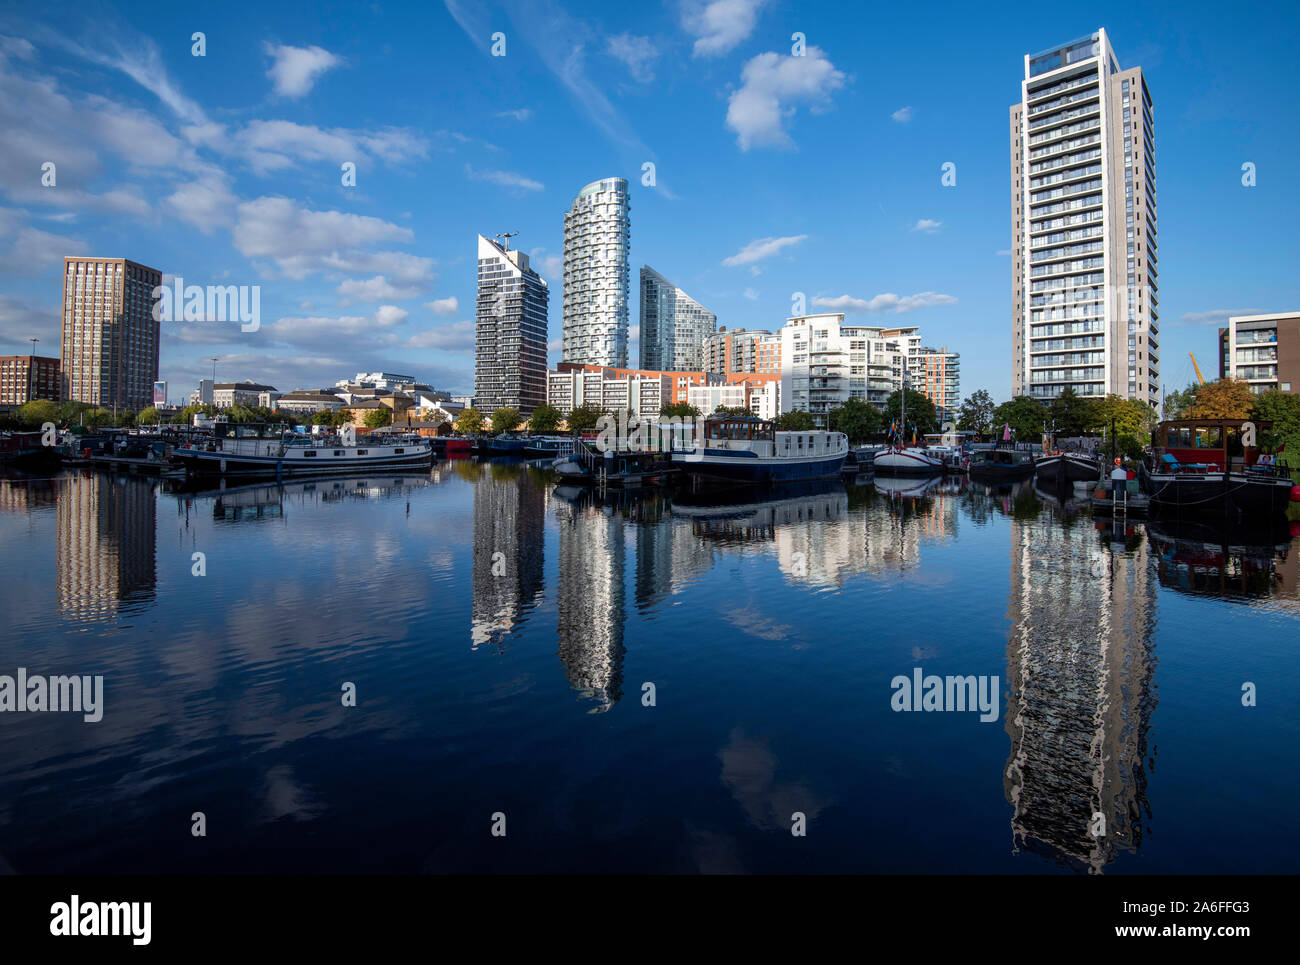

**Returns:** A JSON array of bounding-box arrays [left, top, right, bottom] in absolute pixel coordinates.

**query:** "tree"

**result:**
[[1251, 390, 1300, 451], [84, 408, 114, 429], [528, 404, 562, 434], [993, 396, 1047, 442], [1189, 378, 1255, 420], [172, 403, 217, 425], [1089, 394, 1158, 439], [310, 409, 336, 426], [1047, 386, 1093, 436], [564, 404, 604, 434], [363, 407, 393, 429], [115, 410, 137, 427], [827, 398, 882, 442], [882, 388, 938, 437], [711, 405, 753, 417], [1163, 383, 1197, 420], [660, 401, 701, 419], [455, 406, 484, 434], [775, 410, 817, 431], [956, 389, 995, 437], [490, 407, 521, 434], [137, 407, 164, 426], [16, 399, 59, 428]]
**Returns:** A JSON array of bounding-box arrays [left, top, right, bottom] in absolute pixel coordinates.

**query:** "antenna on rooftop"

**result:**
[[496, 231, 519, 252]]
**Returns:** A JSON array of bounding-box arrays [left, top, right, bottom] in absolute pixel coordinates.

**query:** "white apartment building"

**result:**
[[562, 178, 631, 367], [687, 380, 779, 421], [1011, 29, 1159, 405], [779, 314, 911, 427], [547, 368, 669, 420]]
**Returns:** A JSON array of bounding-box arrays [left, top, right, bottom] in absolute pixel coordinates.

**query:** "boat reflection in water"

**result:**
[[172, 473, 436, 522], [1146, 516, 1298, 605], [1003, 497, 1158, 873]]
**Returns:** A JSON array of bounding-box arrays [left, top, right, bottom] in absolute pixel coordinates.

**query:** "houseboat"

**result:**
[[873, 446, 945, 476], [1139, 418, 1298, 518], [1035, 448, 1102, 483], [669, 415, 848, 484], [521, 435, 575, 459], [969, 446, 1036, 483], [168, 423, 434, 479]]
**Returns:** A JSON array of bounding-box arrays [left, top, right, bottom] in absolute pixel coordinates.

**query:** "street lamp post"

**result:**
[[27, 337, 37, 404]]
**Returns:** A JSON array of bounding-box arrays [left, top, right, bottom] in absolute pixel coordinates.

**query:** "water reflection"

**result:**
[[469, 461, 545, 650], [57, 471, 156, 618], [1003, 499, 1158, 873], [1146, 517, 1298, 606]]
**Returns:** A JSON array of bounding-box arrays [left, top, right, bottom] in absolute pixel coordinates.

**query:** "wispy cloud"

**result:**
[[606, 33, 657, 83], [265, 43, 342, 99], [495, 108, 533, 122], [813, 292, 957, 314], [912, 218, 941, 233], [891, 105, 913, 122], [426, 297, 459, 316], [726, 47, 847, 150], [464, 164, 543, 192], [1180, 309, 1264, 325], [722, 234, 808, 266]]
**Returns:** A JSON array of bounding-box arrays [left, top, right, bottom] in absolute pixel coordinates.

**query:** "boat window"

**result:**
[[1194, 426, 1221, 448], [394, 448, 404, 454], [357, 449, 367, 455], [303, 450, 316, 458], [1175, 427, 1192, 448], [334, 450, 343, 456]]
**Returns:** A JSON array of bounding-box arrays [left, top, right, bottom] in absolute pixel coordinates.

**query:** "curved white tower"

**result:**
[[562, 177, 630, 367]]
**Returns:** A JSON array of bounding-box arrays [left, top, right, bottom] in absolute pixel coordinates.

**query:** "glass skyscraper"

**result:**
[[639, 266, 717, 371], [562, 178, 630, 367]]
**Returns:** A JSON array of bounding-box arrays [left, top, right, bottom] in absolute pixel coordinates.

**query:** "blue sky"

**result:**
[[1, 0, 1297, 403]]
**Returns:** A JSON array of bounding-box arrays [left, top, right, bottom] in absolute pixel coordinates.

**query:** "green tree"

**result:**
[[993, 396, 1047, 442], [490, 407, 521, 434], [660, 401, 701, 419], [137, 407, 164, 426], [775, 410, 817, 431], [711, 405, 753, 417], [528, 404, 563, 434], [16, 399, 59, 428], [1251, 390, 1300, 452], [882, 388, 938, 437], [956, 389, 995, 437], [1047, 386, 1093, 436], [56, 401, 94, 426], [564, 404, 604, 434], [1090, 394, 1158, 439], [1189, 378, 1255, 419], [310, 409, 336, 426], [1163, 383, 1198, 420], [115, 410, 137, 427], [455, 406, 484, 434], [363, 407, 393, 429], [84, 408, 114, 429], [827, 397, 882, 442]]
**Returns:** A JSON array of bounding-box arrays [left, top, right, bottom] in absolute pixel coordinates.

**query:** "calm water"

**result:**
[[1, 462, 1297, 874]]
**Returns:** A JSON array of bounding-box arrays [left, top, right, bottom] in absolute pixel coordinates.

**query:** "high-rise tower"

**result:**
[[639, 266, 717, 371], [561, 178, 630, 367], [475, 234, 549, 416]]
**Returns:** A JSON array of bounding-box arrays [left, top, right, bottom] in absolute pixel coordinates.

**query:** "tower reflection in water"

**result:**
[[470, 461, 546, 651], [56, 472, 157, 618], [1003, 491, 1158, 874]]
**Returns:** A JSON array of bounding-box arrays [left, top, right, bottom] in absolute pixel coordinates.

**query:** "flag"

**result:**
[[1002, 423, 1012, 442], [1280, 441, 1287, 454]]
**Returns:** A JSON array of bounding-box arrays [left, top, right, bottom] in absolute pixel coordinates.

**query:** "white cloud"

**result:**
[[337, 275, 427, 304], [912, 219, 942, 233], [408, 320, 475, 351], [427, 297, 459, 316], [264, 305, 409, 347], [606, 33, 658, 83], [813, 292, 957, 315], [528, 248, 563, 278], [726, 47, 847, 150], [495, 108, 533, 121], [165, 174, 238, 233], [0, 216, 87, 273], [722, 234, 807, 266], [743, 287, 759, 301], [465, 164, 543, 192], [226, 120, 429, 175], [683, 0, 767, 57], [892, 106, 913, 122], [265, 43, 342, 99]]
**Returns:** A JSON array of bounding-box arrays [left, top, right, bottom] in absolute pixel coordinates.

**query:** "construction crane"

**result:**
[[1189, 352, 1206, 385], [495, 231, 519, 252]]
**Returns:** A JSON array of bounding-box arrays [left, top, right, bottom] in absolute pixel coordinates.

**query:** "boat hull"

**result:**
[[676, 448, 846, 483], [1140, 463, 1295, 517], [171, 447, 432, 479], [873, 449, 943, 476], [1035, 453, 1099, 483], [969, 462, 1036, 483]]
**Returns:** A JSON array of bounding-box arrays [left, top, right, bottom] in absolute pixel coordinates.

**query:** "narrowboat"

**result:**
[[168, 423, 433, 479], [669, 415, 848, 484], [969, 446, 1036, 482], [521, 435, 576, 459], [1139, 418, 1296, 518], [1035, 449, 1101, 483]]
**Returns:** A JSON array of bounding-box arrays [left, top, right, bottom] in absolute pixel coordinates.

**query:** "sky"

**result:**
[[1, 0, 1297, 404]]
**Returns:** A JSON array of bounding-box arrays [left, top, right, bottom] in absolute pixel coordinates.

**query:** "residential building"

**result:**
[[639, 266, 717, 371], [562, 178, 630, 367], [211, 381, 277, 409], [1218, 312, 1300, 393], [275, 390, 346, 415], [1011, 29, 1159, 405], [703, 327, 782, 375], [916, 347, 961, 421], [547, 367, 672, 421], [61, 257, 163, 411], [475, 234, 549, 415], [687, 374, 780, 420], [189, 379, 214, 407], [779, 314, 911, 427], [0, 355, 60, 405]]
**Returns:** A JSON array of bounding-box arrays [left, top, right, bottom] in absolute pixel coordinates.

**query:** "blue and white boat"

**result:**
[[669, 415, 847, 484], [169, 423, 433, 479]]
